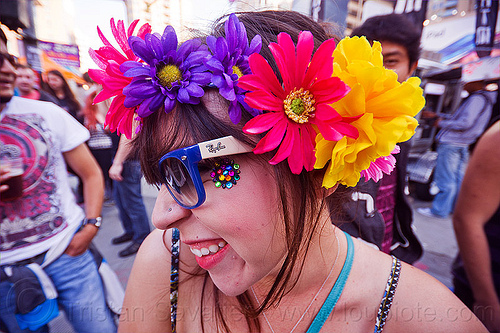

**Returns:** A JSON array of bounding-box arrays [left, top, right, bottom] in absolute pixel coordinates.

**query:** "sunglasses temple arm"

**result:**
[[198, 136, 253, 160]]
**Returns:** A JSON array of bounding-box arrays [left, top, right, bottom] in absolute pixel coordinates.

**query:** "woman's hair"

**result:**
[[43, 69, 81, 112], [133, 10, 350, 332]]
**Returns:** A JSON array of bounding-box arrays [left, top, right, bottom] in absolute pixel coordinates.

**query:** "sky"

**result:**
[[71, 0, 233, 71], [72, 0, 128, 71]]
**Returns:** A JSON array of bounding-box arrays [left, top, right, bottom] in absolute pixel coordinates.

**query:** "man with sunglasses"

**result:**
[[0, 44, 17, 104], [0, 29, 116, 332]]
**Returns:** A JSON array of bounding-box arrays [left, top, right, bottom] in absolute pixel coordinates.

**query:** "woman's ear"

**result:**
[[323, 183, 339, 198], [311, 169, 339, 198]]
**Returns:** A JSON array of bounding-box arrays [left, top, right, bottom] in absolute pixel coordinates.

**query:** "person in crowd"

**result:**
[[418, 80, 496, 218], [91, 10, 486, 332], [15, 64, 58, 103], [0, 29, 117, 333], [82, 73, 117, 202], [452, 120, 500, 332], [338, 13, 423, 264], [44, 69, 86, 202], [43, 69, 83, 123], [108, 134, 151, 257]]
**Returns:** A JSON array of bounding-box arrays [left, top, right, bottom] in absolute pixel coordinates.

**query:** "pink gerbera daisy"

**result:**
[[88, 18, 151, 138], [239, 31, 358, 174]]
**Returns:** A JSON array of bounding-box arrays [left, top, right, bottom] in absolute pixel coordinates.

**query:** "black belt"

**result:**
[[8, 251, 47, 267]]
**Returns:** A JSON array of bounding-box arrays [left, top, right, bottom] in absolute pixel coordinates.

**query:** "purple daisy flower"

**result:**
[[120, 26, 211, 117], [204, 13, 262, 124]]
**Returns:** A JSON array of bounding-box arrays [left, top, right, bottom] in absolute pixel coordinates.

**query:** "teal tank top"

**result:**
[[306, 231, 354, 332]]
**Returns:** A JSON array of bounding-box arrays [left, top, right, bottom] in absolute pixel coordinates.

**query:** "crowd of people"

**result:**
[[1, 9, 498, 333]]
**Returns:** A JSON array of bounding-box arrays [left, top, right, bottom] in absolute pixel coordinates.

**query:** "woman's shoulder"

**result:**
[[386, 261, 486, 332], [342, 237, 486, 332], [132, 228, 173, 268], [124, 228, 200, 286], [119, 230, 173, 331]]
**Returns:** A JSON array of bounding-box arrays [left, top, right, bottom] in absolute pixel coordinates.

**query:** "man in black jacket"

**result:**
[[338, 13, 423, 264]]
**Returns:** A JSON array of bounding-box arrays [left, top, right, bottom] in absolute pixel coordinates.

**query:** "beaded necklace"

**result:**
[[250, 230, 340, 333]]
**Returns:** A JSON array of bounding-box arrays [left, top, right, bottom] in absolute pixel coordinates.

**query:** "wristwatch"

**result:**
[[83, 217, 102, 228]]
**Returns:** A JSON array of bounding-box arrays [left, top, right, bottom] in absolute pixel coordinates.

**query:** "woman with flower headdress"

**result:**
[[90, 11, 486, 333]]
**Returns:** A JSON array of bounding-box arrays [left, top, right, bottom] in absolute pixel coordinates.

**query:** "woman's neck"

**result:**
[[252, 218, 344, 301], [55, 90, 65, 100], [249, 219, 347, 333]]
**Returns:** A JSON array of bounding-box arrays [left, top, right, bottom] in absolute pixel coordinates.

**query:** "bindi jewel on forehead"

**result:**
[[210, 158, 241, 189]]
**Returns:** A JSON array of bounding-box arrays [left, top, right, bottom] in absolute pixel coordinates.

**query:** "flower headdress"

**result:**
[[204, 13, 262, 124], [91, 14, 424, 188], [88, 18, 152, 138]]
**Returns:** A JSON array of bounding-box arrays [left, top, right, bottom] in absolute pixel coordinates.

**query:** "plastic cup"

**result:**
[[1, 157, 24, 201]]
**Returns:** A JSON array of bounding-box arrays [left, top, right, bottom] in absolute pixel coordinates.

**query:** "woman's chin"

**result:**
[[207, 269, 251, 297], [211, 280, 249, 297]]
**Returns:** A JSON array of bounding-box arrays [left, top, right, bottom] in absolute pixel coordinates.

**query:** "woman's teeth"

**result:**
[[190, 241, 227, 257]]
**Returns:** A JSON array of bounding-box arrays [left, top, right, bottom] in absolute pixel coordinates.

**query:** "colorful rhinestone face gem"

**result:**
[[210, 158, 241, 189]]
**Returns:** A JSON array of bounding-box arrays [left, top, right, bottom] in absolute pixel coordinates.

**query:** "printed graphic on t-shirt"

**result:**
[[0, 114, 65, 251]]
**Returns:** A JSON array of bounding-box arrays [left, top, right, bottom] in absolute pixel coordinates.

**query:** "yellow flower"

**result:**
[[315, 36, 425, 187]]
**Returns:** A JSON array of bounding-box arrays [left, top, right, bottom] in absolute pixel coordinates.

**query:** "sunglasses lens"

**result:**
[[160, 157, 199, 208], [0, 53, 17, 67]]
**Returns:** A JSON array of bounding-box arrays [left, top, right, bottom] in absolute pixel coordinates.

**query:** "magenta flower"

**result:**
[[204, 13, 262, 124], [88, 18, 151, 138], [239, 31, 358, 174]]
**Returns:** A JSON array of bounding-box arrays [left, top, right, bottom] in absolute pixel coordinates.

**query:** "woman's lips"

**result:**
[[190, 242, 230, 270]]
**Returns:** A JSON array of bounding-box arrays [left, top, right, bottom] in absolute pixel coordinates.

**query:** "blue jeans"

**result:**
[[113, 160, 151, 243], [0, 250, 117, 333], [431, 143, 469, 217]]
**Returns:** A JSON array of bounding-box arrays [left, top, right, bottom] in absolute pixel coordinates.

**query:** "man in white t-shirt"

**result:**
[[0, 29, 116, 332]]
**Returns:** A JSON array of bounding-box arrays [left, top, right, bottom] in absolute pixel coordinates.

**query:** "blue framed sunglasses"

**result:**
[[158, 136, 253, 209]]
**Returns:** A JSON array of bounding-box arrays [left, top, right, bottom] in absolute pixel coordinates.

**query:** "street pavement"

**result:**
[[410, 196, 458, 289], [50, 180, 458, 332]]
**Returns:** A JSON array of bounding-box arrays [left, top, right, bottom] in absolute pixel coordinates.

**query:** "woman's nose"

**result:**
[[152, 184, 191, 230]]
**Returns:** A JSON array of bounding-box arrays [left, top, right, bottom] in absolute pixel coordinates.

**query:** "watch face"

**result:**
[[87, 217, 102, 228]]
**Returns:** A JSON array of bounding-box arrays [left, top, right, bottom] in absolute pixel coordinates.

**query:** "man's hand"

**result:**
[[434, 117, 442, 128], [421, 110, 442, 127], [109, 162, 123, 181], [64, 224, 98, 256]]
